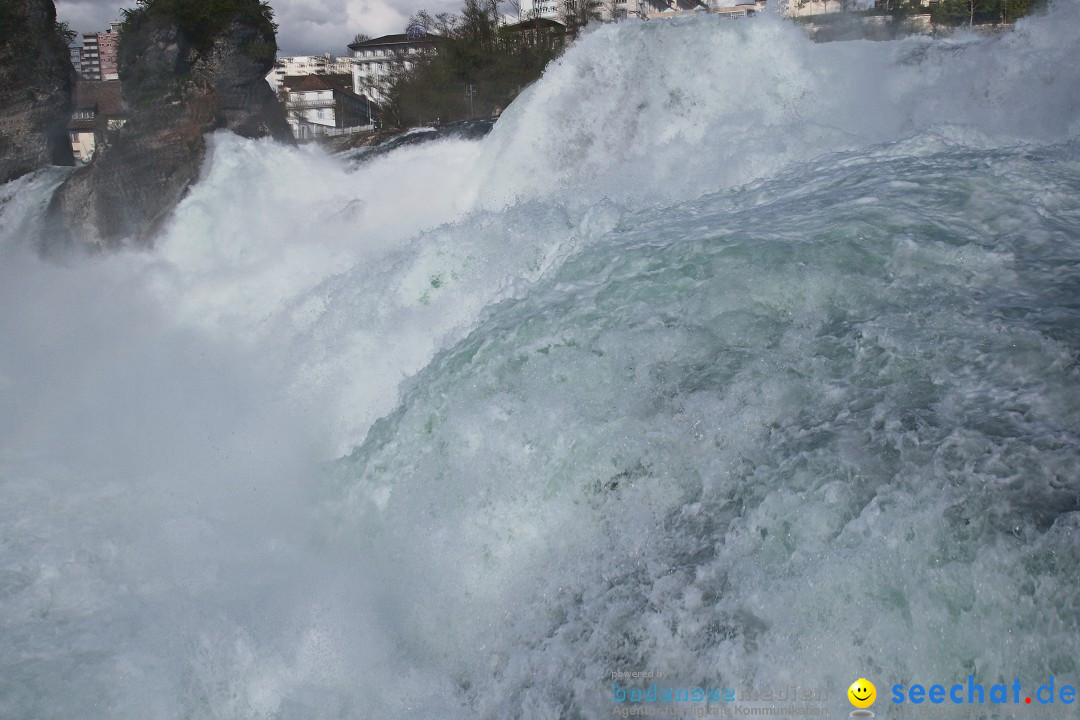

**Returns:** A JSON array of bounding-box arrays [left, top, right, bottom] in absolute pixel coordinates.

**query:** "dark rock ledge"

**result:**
[[0, 0, 76, 185], [46, 0, 293, 249]]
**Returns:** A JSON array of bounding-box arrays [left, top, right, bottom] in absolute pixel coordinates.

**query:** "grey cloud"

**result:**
[[56, 0, 461, 55]]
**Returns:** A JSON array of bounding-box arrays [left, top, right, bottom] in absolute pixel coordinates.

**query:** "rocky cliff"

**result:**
[[48, 0, 293, 248], [0, 0, 75, 184]]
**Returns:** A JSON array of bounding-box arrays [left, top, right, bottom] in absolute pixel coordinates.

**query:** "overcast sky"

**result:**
[[56, 0, 464, 56]]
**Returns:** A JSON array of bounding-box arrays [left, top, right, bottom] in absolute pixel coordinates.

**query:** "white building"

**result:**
[[520, 0, 562, 19], [348, 33, 441, 106], [518, 0, 706, 22], [266, 54, 355, 94], [282, 74, 375, 140], [781, 0, 872, 15], [80, 32, 100, 79], [706, 0, 766, 16], [68, 41, 81, 74], [518, 0, 766, 21]]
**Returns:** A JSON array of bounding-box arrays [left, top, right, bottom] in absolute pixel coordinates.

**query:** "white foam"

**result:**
[[1, 2, 1079, 717]]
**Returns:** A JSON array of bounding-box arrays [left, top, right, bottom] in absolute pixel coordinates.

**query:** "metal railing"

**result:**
[[317, 124, 377, 137]]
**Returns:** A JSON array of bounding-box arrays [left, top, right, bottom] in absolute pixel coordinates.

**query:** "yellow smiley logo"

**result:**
[[848, 678, 876, 709]]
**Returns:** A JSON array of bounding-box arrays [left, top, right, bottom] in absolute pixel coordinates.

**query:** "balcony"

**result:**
[[285, 98, 336, 109]]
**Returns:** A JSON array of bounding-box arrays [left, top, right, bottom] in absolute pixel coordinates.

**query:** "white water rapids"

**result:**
[[1, 4, 1079, 718]]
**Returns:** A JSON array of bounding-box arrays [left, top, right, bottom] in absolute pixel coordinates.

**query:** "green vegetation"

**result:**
[[928, 0, 1047, 25], [0, 4, 26, 49], [56, 21, 77, 45], [0, 4, 72, 93], [0, 8, 72, 57], [120, 0, 278, 54], [379, 0, 565, 128], [561, 0, 603, 34], [819, 0, 1048, 25], [0, 7, 28, 93], [790, 0, 1048, 26], [116, 0, 279, 104]]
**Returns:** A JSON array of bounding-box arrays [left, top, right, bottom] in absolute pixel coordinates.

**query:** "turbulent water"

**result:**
[[2, 5, 1080, 719]]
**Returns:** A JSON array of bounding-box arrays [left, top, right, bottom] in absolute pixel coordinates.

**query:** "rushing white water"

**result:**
[[2, 4, 1079, 719]]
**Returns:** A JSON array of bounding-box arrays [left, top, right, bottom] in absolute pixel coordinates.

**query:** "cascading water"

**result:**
[[1, 4, 1079, 719]]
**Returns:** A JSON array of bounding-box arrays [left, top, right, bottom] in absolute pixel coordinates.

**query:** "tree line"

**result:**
[[928, 0, 1046, 26], [817, 0, 1046, 25], [120, 0, 278, 60], [375, 0, 1048, 128], [376, 0, 568, 128]]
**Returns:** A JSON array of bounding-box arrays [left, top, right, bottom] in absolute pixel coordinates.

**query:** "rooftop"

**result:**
[[347, 33, 444, 50], [73, 80, 123, 116], [283, 74, 354, 93]]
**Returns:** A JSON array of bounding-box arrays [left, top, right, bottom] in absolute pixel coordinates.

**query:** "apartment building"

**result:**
[[80, 32, 100, 79], [79, 22, 121, 80], [348, 33, 441, 106]]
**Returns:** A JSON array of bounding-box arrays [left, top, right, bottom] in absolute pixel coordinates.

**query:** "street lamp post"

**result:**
[[465, 84, 476, 119]]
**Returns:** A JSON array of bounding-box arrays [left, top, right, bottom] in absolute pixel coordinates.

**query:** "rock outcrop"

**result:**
[[0, 0, 75, 184], [48, 0, 292, 248]]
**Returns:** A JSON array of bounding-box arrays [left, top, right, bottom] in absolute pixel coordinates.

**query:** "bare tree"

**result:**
[[283, 93, 309, 139], [603, 0, 627, 20], [409, 9, 460, 35], [797, 0, 828, 14], [562, 0, 603, 34]]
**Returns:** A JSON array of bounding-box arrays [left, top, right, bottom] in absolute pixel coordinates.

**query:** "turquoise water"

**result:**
[[1, 5, 1079, 719], [333, 138, 1080, 716]]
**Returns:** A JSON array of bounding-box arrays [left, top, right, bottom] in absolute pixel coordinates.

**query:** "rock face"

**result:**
[[48, 0, 292, 248], [0, 0, 75, 184]]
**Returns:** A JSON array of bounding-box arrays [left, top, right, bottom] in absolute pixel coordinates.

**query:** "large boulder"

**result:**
[[0, 0, 75, 184], [48, 0, 293, 248]]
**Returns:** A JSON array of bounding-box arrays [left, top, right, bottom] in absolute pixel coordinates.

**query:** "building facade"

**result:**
[[781, 0, 867, 15], [348, 33, 439, 106], [79, 22, 121, 80], [518, 0, 759, 21], [520, 0, 562, 19], [282, 74, 375, 140], [80, 32, 100, 79], [98, 22, 121, 80], [265, 54, 355, 94], [68, 42, 81, 74], [68, 80, 125, 163], [518, 0, 702, 22]]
